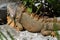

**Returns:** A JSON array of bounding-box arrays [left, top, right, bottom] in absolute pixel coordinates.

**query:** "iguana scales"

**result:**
[[7, 3, 60, 36]]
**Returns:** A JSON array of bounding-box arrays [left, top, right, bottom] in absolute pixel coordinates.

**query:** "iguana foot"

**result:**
[[41, 29, 56, 37], [51, 31, 56, 37], [41, 29, 51, 36]]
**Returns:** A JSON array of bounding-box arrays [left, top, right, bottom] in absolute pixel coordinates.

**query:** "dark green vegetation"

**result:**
[[53, 22, 60, 40], [21, 0, 60, 17]]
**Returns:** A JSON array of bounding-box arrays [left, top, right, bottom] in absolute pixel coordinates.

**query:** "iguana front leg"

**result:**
[[7, 15, 23, 31]]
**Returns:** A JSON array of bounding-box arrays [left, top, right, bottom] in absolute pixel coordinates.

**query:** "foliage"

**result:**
[[0, 31, 8, 40], [22, 0, 42, 14], [22, 0, 35, 13], [47, 0, 60, 17], [7, 31, 15, 40], [0, 30, 15, 40], [53, 22, 60, 40], [0, 33, 3, 40], [55, 31, 60, 40], [27, 7, 32, 13], [21, 0, 60, 17]]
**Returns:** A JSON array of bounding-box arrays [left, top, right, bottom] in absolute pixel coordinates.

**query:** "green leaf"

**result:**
[[27, 7, 32, 13], [0, 31, 8, 40], [53, 22, 60, 40], [35, 4, 43, 13], [53, 23, 58, 31], [55, 31, 60, 40], [0, 33, 3, 40], [47, 0, 57, 4], [7, 31, 15, 40]]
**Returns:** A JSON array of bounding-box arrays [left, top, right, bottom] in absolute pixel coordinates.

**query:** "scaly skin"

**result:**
[[7, 3, 60, 36]]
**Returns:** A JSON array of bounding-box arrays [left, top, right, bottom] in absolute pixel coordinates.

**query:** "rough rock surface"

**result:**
[[0, 24, 59, 40]]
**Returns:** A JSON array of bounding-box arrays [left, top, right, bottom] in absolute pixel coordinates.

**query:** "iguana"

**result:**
[[7, 3, 60, 36]]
